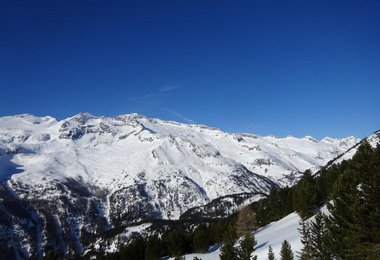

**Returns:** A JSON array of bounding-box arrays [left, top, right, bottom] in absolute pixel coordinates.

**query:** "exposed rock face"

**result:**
[[0, 113, 362, 258]]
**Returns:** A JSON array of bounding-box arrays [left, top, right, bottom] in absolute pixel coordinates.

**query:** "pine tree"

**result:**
[[299, 212, 332, 260], [209, 220, 226, 243], [298, 220, 312, 260], [309, 213, 331, 259], [145, 234, 161, 260], [354, 143, 380, 258], [325, 168, 359, 259], [283, 187, 295, 215], [280, 240, 294, 260], [325, 141, 380, 259], [219, 239, 237, 260], [164, 229, 189, 257], [223, 223, 237, 242], [294, 170, 319, 219], [266, 189, 281, 221], [193, 224, 210, 253], [267, 245, 275, 260], [237, 233, 257, 260], [120, 235, 146, 260]]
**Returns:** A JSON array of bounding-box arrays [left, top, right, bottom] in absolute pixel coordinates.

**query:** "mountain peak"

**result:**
[[70, 112, 97, 123], [303, 136, 318, 143], [116, 113, 148, 121]]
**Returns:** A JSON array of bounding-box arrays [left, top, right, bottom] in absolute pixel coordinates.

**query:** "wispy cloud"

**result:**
[[126, 87, 190, 123], [128, 92, 160, 102], [128, 85, 180, 102], [164, 108, 194, 124], [158, 85, 180, 92]]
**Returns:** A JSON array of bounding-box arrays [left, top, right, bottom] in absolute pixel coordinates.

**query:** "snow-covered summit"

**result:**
[[327, 130, 380, 166], [321, 136, 358, 149], [1, 113, 360, 188], [0, 113, 364, 258], [0, 112, 361, 222]]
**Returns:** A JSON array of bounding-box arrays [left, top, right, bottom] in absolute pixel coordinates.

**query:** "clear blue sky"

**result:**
[[1, 1, 379, 139]]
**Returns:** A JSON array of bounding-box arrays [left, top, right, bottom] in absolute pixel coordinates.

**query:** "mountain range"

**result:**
[[0, 113, 361, 258]]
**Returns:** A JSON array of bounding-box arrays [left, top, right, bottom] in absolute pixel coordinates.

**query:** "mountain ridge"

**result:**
[[0, 113, 361, 258]]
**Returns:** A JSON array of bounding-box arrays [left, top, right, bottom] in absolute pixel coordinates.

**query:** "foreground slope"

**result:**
[[0, 113, 358, 258], [180, 212, 303, 260], [182, 206, 330, 260]]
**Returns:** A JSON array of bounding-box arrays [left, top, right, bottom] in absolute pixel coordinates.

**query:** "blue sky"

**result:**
[[1, 1, 379, 139]]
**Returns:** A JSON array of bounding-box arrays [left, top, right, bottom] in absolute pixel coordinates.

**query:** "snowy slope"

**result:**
[[0, 113, 360, 258], [0, 113, 360, 220], [180, 206, 331, 260], [324, 130, 380, 166], [176, 212, 303, 260], [0, 113, 359, 188]]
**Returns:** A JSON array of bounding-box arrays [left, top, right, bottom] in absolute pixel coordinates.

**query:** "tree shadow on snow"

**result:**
[[255, 241, 268, 250], [208, 243, 222, 253]]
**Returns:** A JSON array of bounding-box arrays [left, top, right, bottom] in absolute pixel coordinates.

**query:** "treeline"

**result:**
[[252, 140, 380, 259], [251, 140, 380, 225], [99, 216, 238, 260], [299, 141, 380, 259]]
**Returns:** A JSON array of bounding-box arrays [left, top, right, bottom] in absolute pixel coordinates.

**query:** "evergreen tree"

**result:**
[[283, 187, 295, 215], [309, 213, 331, 259], [280, 240, 294, 260], [294, 170, 319, 219], [145, 234, 161, 260], [325, 141, 380, 259], [325, 168, 359, 259], [223, 223, 237, 243], [266, 189, 281, 221], [220, 219, 238, 260], [193, 224, 210, 253], [298, 220, 312, 260], [299, 212, 332, 260], [354, 143, 380, 258], [164, 229, 189, 257], [237, 233, 257, 260], [209, 219, 232, 244], [120, 235, 146, 260], [219, 239, 237, 260], [267, 245, 275, 260]]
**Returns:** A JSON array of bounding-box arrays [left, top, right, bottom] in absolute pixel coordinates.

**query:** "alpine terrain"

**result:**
[[0, 113, 360, 258]]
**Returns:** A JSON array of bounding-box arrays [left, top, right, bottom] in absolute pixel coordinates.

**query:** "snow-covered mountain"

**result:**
[[328, 130, 380, 166], [0, 113, 360, 258]]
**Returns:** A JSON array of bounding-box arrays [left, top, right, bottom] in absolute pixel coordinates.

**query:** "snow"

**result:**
[[332, 131, 379, 166], [0, 113, 376, 259], [0, 113, 361, 220], [181, 205, 331, 260], [177, 212, 302, 260], [93, 223, 152, 254], [254, 213, 302, 259]]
